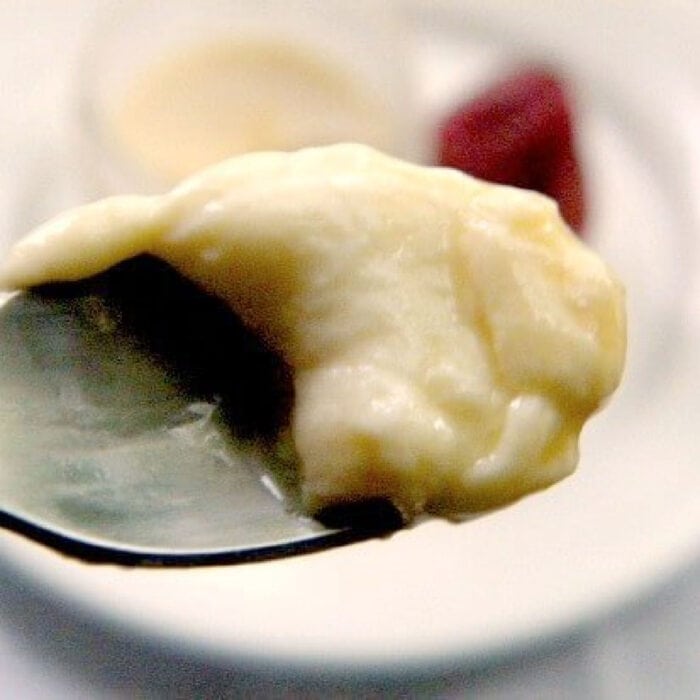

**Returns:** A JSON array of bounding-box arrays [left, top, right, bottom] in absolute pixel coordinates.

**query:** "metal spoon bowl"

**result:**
[[0, 257, 401, 566]]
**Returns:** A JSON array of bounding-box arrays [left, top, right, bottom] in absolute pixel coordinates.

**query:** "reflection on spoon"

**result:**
[[0, 256, 402, 566]]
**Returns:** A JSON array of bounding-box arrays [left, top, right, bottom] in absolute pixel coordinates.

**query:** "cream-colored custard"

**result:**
[[0, 145, 625, 518]]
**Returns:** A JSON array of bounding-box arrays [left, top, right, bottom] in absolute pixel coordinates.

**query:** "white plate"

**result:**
[[2, 0, 700, 676]]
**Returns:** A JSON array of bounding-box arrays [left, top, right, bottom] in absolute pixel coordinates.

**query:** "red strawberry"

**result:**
[[437, 68, 586, 232]]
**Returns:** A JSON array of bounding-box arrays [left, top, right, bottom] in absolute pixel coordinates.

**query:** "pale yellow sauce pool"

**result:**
[[108, 38, 396, 184]]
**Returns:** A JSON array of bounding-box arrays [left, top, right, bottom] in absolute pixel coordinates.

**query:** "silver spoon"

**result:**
[[0, 257, 402, 565]]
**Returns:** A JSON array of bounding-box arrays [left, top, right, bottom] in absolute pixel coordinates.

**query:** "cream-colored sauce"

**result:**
[[0, 145, 626, 518], [108, 38, 397, 185]]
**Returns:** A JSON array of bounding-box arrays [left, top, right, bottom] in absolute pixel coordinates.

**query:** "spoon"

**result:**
[[0, 256, 402, 566]]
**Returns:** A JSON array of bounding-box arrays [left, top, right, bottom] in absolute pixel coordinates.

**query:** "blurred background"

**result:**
[[1, 1, 700, 697]]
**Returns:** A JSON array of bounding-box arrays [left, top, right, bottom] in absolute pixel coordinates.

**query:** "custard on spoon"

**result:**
[[0, 144, 625, 521]]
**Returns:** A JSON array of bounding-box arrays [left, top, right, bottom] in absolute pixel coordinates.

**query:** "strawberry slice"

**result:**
[[437, 68, 587, 232]]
